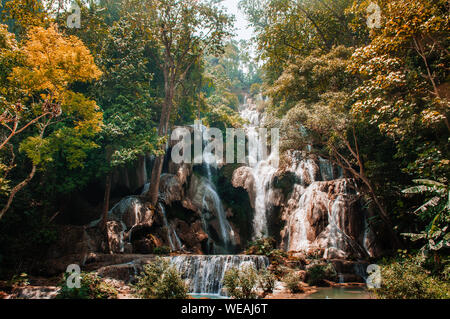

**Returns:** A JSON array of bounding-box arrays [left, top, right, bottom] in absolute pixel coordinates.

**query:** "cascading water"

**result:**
[[169, 255, 269, 296], [238, 96, 374, 258], [158, 203, 175, 251], [285, 184, 313, 252], [195, 121, 234, 250], [203, 183, 233, 247], [158, 203, 182, 252], [239, 96, 278, 239]]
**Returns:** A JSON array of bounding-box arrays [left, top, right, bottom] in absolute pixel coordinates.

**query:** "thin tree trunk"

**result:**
[[0, 165, 37, 220], [148, 155, 164, 205], [101, 146, 114, 253], [101, 172, 112, 230], [101, 146, 114, 229], [333, 145, 402, 248], [0, 119, 50, 220], [147, 78, 175, 205]]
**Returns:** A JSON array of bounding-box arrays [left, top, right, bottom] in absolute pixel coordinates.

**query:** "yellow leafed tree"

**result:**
[[0, 23, 103, 219]]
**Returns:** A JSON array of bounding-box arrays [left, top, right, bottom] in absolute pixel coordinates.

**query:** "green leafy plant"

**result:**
[[305, 262, 337, 286], [402, 180, 450, 252], [245, 237, 287, 265], [56, 272, 117, 299], [245, 237, 277, 256], [283, 272, 304, 293], [9, 273, 29, 287], [153, 246, 171, 255], [223, 264, 259, 299], [375, 255, 450, 299], [258, 269, 276, 295], [133, 257, 187, 299]]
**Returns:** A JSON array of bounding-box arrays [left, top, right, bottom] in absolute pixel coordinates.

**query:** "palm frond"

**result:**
[[412, 179, 446, 188], [413, 196, 441, 214], [401, 232, 426, 241], [403, 185, 439, 194]]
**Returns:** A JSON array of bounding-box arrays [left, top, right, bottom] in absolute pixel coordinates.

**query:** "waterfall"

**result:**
[[203, 183, 233, 246], [141, 183, 150, 195], [194, 120, 234, 249], [324, 194, 348, 259], [158, 203, 175, 251], [169, 255, 269, 295], [286, 184, 312, 251], [252, 160, 277, 238], [319, 157, 334, 181], [240, 96, 278, 239], [158, 203, 183, 252]]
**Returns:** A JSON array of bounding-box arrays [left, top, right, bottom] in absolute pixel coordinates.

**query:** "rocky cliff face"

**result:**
[[44, 97, 380, 271], [231, 96, 382, 260], [230, 149, 379, 259]]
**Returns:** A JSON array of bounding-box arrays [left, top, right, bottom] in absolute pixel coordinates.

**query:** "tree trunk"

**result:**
[[101, 172, 112, 230], [0, 119, 49, 220], [361, 175, 403, 249], [101, 146, 114, 230], [333, 144, 402, 249], [146, 77, 175, 205], [0, 165, 36, 220]]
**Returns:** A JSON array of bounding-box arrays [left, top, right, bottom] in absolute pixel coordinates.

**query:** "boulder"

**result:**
[[231, 166, 255, 207], [173, 219, 208, 253], [107, 221, 124, 254], [160, 174, 184, 205], [11, 286, 60, 299]]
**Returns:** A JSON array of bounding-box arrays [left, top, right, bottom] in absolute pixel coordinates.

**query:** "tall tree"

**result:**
[[348, 0, 449, 181], [123, 0, 233, 205], [0, 24, 102, 219]]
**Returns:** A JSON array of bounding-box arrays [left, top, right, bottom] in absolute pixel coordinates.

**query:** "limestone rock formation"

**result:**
[[231, 166, 255, 207]]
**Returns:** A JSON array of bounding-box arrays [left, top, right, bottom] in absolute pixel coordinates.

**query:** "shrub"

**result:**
[[305, 262, 337, 286], [223, 264, 259, 299], [283, 272, 304, 293], [250, 83, 261, 97], [245, 237, 276, 256], [9, 273, 29, 287], [246, 238, 287, 264], [133, 257, 188, 299], [375, 256, 450, 299], [153, 246, 171, 255], [258, 269, 276, 294], [56, 272, 117, 299]]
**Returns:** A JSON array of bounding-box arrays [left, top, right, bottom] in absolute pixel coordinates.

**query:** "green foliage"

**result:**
[[0, 23, 103, 219], [223, 264, 276, 298], [203, 40, 258, 130], [245, 237, 287, 264], [153, 246, 171, 255], [305, 262, 337, 286], [246, 237, 277, 256], [223, 264, 259, 299], [401, 179, 449, 252], [348, 0, 449, 181], [375, 255, 450, 299], [133, 257, 188, 299], [56, 272, 118, 299], [240, 0, 361, 81], [283, 272, 304, 293], [258, 269, 276, 294], [9, 272, 29, 287]]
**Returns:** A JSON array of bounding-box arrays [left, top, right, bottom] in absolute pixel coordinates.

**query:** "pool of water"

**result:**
[[306, 287, 374, 299], [189, 294, 229, 299]]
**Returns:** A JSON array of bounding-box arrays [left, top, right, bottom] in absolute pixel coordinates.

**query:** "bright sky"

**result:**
[[221, 0, 254, 41]]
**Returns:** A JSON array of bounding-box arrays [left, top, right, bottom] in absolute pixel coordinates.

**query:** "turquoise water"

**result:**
[[189, 287, 373, 299], [189, 294, 229, 299], [306, 287, 373, 299]]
